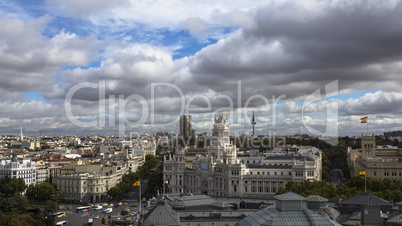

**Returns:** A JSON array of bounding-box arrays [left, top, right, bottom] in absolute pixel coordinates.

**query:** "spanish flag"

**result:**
[[361, 117, 367, 123], [359, 170, 365, 177], [132, 180, 140, 188]]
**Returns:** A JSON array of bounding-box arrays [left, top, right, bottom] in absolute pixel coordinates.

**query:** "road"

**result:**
[[57, 201, 146, 225]]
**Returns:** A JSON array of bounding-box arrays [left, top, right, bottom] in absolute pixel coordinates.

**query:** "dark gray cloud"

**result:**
[[2, 0, 402, 136]]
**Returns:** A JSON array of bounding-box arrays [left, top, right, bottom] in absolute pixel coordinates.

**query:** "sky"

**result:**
[[1, 0, 402, 137]]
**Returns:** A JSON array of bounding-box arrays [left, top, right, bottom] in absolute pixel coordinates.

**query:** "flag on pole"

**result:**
[[133, 180, 140, 188], [359, 170, 365, 177], [361, 117, 367, 123]]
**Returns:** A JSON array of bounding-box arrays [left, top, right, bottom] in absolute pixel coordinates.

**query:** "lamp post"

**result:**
[[164, 181, 169, 194]]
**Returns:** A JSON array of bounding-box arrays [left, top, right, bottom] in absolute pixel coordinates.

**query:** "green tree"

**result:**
[[26, 183, 62, 202], [0, 193, 29, 214], [0, 213, 44, 226], [44, 200, 58, 213], [145, 154, 158, 169], [147, 164, 163, 195], [4, 178, 27, 196], [107, 186, 122, 199]]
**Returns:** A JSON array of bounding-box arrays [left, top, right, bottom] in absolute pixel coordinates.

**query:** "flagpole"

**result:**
[[365, 172, 367, 193], [139, 179, 142, 223], [367, 117, 368, 134]]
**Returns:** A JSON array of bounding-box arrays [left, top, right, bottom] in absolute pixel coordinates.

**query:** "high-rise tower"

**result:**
[[180, 115, 193, 139], [251, 111, 256, 136]]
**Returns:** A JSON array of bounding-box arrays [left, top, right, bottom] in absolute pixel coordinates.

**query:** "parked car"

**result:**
[[117, 202, 123, 206]]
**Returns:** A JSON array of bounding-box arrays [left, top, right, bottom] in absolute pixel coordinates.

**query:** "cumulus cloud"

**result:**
[[0, 15, 97, 94], [47, 0, 259, 29], [2, 0, 402, 136]]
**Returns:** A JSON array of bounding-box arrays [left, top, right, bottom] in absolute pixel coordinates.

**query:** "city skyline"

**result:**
[[1, 1, 402, 136]]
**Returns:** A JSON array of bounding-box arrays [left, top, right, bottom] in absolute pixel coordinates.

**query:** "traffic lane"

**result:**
[[58, 207, 104, 226]]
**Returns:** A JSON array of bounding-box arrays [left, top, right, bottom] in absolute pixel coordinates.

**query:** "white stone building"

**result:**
[[0, 155, 36, 185], [36, 164, 49, 183], [164, 114, 322, 197], [55, 164, 124, 203]]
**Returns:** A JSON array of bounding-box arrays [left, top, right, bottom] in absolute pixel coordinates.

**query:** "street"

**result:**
[[57, 201, 144, 226]]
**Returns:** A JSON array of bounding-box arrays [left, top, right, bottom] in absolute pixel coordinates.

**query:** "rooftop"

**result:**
[[264, 155, 314, 161], [339, 192, 392, 206], [275, 192, 306, 201]]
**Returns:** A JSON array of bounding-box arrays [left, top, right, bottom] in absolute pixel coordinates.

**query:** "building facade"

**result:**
[[348, 133, 402, 179], [0, 155, 36, 185], [180, 115, 195, 139], [164, 114, 322, 197], [36, 164, 49, 183], [55, 164, 124, 203]]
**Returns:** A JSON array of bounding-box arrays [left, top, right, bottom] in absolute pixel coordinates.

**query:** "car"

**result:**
[[120, 211, 127, 215], [94, 215, 99, 219], [117, 202, 123, 206]]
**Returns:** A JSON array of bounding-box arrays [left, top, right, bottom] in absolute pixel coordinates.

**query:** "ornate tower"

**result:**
[[211, 114, 230, 147], [208, 113, 237, 165], [361, 133, 376, 159]]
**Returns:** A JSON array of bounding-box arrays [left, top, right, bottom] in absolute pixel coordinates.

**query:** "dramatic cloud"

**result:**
[[1, 0, 402, 136]]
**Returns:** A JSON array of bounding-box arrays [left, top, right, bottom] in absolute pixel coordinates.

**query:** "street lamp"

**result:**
[[164, 181, 169, 194]]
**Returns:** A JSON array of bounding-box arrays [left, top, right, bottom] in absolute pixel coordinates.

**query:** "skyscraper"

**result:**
[[180, 115, 193, 139]]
